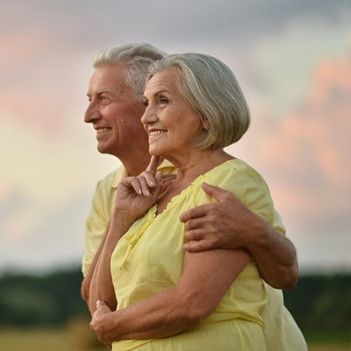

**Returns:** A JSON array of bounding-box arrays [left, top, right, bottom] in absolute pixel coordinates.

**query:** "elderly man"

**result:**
[[81, 43, 306, 350]]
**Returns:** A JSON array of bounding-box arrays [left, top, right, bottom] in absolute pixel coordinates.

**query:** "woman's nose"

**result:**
[[141, 106, 158, 124]]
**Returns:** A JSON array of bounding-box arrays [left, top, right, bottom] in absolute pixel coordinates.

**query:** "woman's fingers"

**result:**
[[129, 177, 143, 195], [138, 176, 151, 196], [128, 175, 159, 197], [145, 155, 163, 175], [126, 169, 173, 198], [142, 171, 157, 188]]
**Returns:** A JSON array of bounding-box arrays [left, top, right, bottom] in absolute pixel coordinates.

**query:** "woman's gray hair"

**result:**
[[148, 53, 250, 149], [94, 43, 165, 101]]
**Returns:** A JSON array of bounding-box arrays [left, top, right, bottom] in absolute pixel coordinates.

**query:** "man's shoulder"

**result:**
[[96, 160, 175, 191], [97, 165, 127, 190]]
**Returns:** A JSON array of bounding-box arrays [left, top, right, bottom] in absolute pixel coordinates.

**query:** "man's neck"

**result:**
[[120, 151, 151, 176]]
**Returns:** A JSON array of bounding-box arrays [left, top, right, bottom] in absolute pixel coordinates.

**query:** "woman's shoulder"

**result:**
[[203, 158, 268, 190], [191, 158, 284, 231]]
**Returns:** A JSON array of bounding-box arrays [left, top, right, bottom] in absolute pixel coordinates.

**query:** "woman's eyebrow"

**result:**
[[149, 89, 170, 97]]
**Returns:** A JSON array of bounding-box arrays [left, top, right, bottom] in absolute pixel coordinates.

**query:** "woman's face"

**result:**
[[141, 69, 205, 158]]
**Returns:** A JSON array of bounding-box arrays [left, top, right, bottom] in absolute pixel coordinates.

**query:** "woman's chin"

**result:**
[[149, 147, 167, 157]]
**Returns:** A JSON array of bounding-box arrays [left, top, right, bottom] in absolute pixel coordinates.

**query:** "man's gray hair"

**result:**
[[94, 43, 165, 100], [148, 53, 250, 149]]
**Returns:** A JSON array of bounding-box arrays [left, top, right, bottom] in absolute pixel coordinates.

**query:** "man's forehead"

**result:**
[[88, 67, 128, 95]]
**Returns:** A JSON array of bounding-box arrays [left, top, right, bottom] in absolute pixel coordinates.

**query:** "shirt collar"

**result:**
[[111, 159, 175, 189]]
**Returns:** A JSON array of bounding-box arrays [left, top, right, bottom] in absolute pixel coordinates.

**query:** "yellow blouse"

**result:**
[[110, 159, 286, 350]]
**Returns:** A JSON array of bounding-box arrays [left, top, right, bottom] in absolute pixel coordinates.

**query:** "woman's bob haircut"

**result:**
[[148, 53, 250, 149]]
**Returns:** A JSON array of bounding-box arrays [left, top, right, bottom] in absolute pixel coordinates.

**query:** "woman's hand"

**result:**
[[90, 300, 114, 349], [114, 156, 166, 222]]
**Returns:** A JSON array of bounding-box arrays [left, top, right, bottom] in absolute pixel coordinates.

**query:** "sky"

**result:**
[[1, 0, 350, 273]]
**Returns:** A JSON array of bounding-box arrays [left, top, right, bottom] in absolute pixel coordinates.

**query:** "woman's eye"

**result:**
[[159, 96, 169, 104]]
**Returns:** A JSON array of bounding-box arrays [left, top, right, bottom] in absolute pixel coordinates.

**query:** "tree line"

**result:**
[[0, 267, 350, 341]]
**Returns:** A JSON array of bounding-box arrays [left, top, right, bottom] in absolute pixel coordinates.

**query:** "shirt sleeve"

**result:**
[[82, 180, 110, 276], [195, 161, 286, 236]]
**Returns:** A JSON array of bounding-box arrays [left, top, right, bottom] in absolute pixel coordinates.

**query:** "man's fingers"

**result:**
[[201, 183, 235, 203], [180, 204, 213, 222], [145, 155, 163, 175], [184, 218, 207, 231], [184, 240, 213, 252], [184, 229, 204, 242]]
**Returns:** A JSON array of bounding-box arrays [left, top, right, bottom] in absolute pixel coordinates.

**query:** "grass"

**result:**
[[0, 327, 105, 351], [0, 328, 71, 351], [0, 328, 350, 351], [309, 345, 351, 351]]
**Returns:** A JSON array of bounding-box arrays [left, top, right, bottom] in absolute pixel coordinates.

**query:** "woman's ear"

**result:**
[[201, 117, 210, 130]]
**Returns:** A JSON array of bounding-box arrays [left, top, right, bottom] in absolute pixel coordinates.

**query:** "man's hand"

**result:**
[[181, 183, 258, 252], [180, 183, 298, 289]]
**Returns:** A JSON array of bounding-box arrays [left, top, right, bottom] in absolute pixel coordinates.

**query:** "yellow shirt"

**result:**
[[82, 161, 174, 275], [83, 159, 307, 351]]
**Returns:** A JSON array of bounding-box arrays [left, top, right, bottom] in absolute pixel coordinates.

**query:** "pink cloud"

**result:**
[[0, 30, 51, 68], [254, 49, 351, 221], [0, 30, 86, 137]]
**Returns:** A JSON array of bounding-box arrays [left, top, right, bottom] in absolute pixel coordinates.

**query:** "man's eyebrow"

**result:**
[[86, 89, 117, 99], [95, 88, 115, 95]]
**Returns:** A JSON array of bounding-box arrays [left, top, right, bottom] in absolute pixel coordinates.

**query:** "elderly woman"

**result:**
[[90, 53, 293, 350]]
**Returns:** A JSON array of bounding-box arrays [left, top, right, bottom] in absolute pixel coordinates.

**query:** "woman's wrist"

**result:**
[[112, 208, 136, 229]]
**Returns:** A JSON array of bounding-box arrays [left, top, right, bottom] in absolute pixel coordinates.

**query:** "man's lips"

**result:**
[[94, 127, 111, 135]]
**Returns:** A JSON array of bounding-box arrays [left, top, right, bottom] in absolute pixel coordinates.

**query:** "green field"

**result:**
[[0, 328, 350, 351], [0, 327, 105, 351]]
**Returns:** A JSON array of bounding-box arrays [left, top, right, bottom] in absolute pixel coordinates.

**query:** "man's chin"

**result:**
[[97, 144, 113, 155]]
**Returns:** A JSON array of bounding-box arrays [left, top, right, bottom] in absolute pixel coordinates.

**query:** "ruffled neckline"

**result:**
[[153, 158, 241, 218]]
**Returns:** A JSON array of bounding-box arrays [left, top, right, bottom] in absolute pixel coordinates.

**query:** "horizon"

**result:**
[[1, 0, 351, 273]]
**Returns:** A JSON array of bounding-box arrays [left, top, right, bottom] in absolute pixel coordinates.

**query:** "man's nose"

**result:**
[[84, 102, 101, 123]]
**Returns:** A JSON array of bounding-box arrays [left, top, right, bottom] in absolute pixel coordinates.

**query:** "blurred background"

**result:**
[[1, 0, 350, 350]]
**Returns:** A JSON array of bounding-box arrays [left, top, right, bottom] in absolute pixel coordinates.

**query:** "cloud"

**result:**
[[0, 115, 118, 250], [2, 0, 350, 48], [1, 0, 350, 271], [264, 50, 351, 216], [227, 46, 351, 269]]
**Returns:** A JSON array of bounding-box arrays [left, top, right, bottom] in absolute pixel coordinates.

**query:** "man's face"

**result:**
[[85, 64, 147, 157]]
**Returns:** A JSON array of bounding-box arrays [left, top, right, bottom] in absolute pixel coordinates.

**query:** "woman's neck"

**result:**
[[171, 149, 232, 183], [155, 149, 233, 215]]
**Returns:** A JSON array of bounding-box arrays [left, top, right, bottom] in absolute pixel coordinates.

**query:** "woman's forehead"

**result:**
[[144, 69, 182, 96]]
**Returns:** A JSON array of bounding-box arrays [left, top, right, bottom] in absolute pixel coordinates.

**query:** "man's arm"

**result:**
[[81, 222, 111, 313], [82, 215, 133, 314], [180, 183, 298, 289]]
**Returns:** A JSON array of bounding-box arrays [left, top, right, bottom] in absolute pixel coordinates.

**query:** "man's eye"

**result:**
[[100, 96, 110, 104], [143, 99, 149, 107]]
